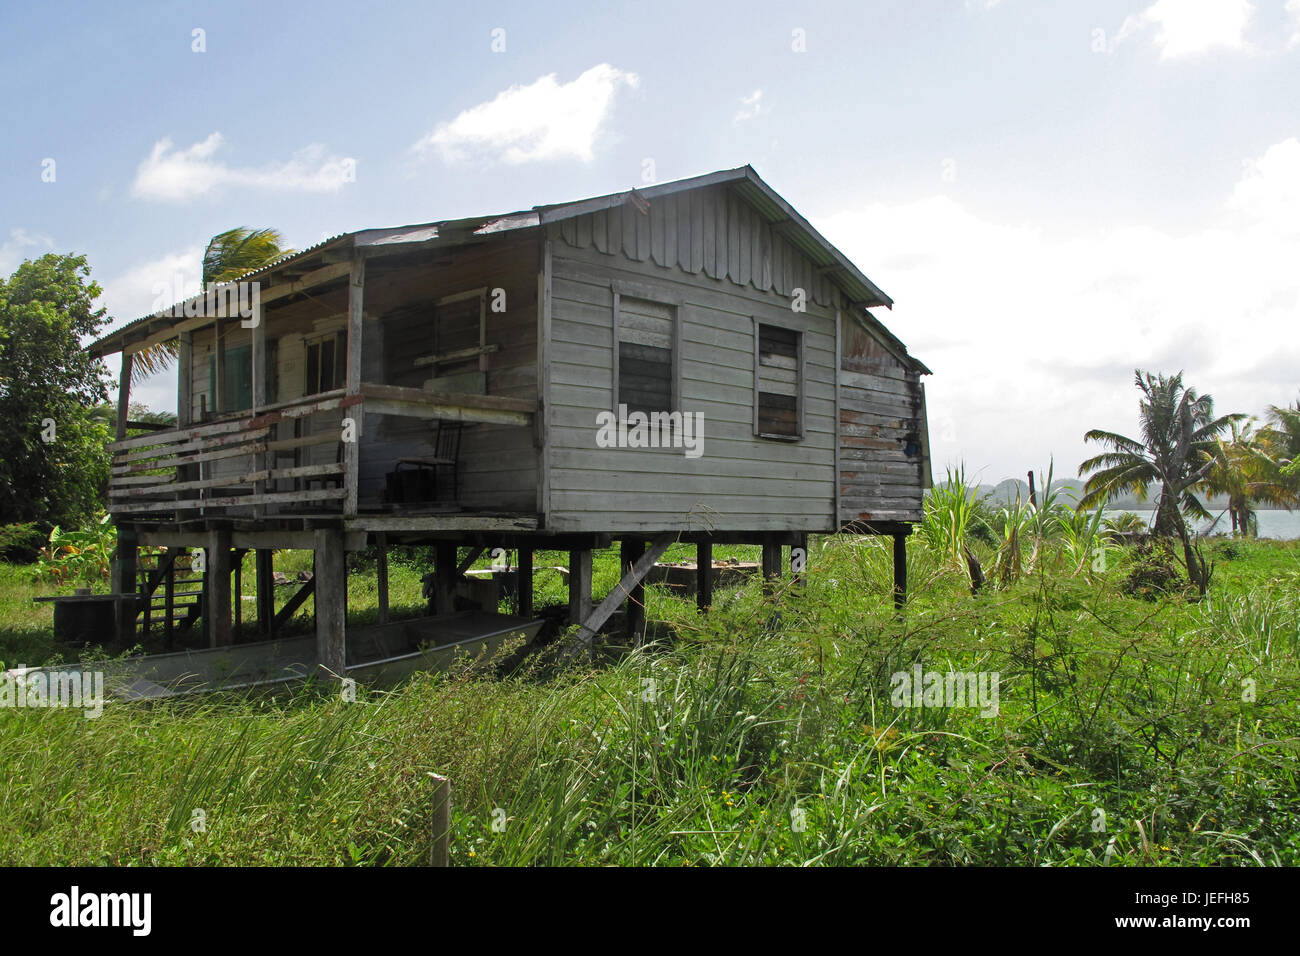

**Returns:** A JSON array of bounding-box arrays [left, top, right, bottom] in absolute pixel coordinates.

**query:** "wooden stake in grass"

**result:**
[[430, 774, 451, 867]]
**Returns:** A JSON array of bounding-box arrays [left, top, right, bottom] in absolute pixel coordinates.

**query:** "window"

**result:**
[[754, 321, 803, 439], [305, 332, 345, 395], [614, 293, 678, 414]]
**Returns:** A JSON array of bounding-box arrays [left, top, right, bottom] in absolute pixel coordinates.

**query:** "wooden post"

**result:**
[[761, 537, 783, 583], [251, 299, 266, 411], [164, 547, 176, 649], [207, 528, 232, 647], [111, 526, 138, 643], [376, 533, 390, 625], [344, 253, 365, 517], [256, 549, 274, 637], [1027, 471, 1037, 508], [214, 320, 226, 415], [115, 352, 132, 441], [434, 542, 457, 616], [177, 331, 193, 427], [517, 547, 533, 618], [233, 549, 244, 633], [696, 539, 713, 611], [314, 528, 347, 679], [430, 774, 451, 868], [573, 535, 672, 647], [568, 549, 592, 629], [892, 531, 908, 609], [621, 539, 647, 643]]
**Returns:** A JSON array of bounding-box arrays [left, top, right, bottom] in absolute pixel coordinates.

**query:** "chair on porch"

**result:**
[[394, 419, 462, 504]]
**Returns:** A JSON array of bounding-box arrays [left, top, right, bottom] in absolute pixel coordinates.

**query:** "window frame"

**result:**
[[304, 330, 346, 396], [752, 316, 806, 442], [610, 281, 682, 417]]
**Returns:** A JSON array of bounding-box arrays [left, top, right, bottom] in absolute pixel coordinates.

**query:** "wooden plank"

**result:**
[[110, 473, 176, 487], [568, 549, 592, 633], [273, 575, 315, 630], [893, 532, 907, 608], [256, 549, 274, 636], [574, 534, 672, 646], [115, 430, 263, 466], [365, 398, 530, 429], [696, 539, 712, 611], [116, 352, 132, 441], [315, 528, 347, 679], [177, 332, 192, 427], [538, 236, 553, 517], [517, 547, 533, 618], [359, 382, 533, 414], [348, 514, 539, 532], [207, 528, 232, 647], [621, 538, 646, 644], [412, 343, 500, 368], [376, 532, 389, 625], [108, 487, 346, 514], [110, 460, 339, 497], [430, 775, 451, 868], [109, 416, 253, 453]]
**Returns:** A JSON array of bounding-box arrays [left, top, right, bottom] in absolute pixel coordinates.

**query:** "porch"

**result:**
[[106, 384, 537, 522]]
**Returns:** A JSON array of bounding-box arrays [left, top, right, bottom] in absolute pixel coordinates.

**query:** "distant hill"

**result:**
[[940, 476, 1287, 511]]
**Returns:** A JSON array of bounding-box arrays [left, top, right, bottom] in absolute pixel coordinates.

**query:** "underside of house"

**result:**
[[86, 166, 931, 674]]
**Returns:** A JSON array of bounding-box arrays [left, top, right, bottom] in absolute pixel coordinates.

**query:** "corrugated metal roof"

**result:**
[[88, 167, 917, 370]]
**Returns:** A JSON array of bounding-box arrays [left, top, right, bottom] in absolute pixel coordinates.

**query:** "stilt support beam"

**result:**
[[696, 539, 713, 611], [574, 535, 673, 648], [376, 533, 389, 625], [206, 528, 232, 647], [568, 549, 592, 631], [314, 528, 347, 679], [621, 539, 647, 643], [517, 548, 533, 618], [892, 531, 908, 609]]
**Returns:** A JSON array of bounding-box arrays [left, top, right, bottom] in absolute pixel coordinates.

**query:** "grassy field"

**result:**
[[1, 535, 1297, 866]]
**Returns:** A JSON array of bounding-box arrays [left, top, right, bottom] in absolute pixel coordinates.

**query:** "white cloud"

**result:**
[[1288, 0, 1300, 48], [131, 133, 355, 201], [1227, 137, 1300, 232], [0, 228, 55, 275], [1116, 0, 1255, 60], [99, 246, 204, 327], [414, 64, 639, 164], [817, 137, 1300, 479], [733, 89, 764, 124]]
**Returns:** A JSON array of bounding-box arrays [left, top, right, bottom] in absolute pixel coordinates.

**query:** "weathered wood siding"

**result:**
[[545, 185, 840, 533], [838, 318, 929, 523]]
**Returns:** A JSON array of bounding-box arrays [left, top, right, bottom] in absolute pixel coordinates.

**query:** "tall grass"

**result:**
[[2, 535, 1297, 865]]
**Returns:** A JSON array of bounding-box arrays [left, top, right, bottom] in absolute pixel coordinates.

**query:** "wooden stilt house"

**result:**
[[87, 166, 931, 673]]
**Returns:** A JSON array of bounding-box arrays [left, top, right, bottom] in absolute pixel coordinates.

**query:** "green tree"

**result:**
[[1259, 399, 1300, 501], [131, 227, 293, 385], [1201, 420, 1294, 535], [0, 254, 114, 526], [1078, 370, 1243, 594]]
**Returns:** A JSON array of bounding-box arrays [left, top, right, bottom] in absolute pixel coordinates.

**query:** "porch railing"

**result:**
[[107, 391, 359, 518]]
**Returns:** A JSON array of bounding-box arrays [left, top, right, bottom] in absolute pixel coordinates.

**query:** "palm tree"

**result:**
[[1201, 420, 1294, 535], [1260, 399, 1300, 502], [130, 227, 292, 386], [1078, 370, 1244, 594]]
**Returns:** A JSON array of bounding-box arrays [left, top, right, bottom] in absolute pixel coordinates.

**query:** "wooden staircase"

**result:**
[[136, 547, 204, 648]]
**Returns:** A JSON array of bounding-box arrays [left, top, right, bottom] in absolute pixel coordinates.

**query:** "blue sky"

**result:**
[[4, 0, 1299, 481]]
